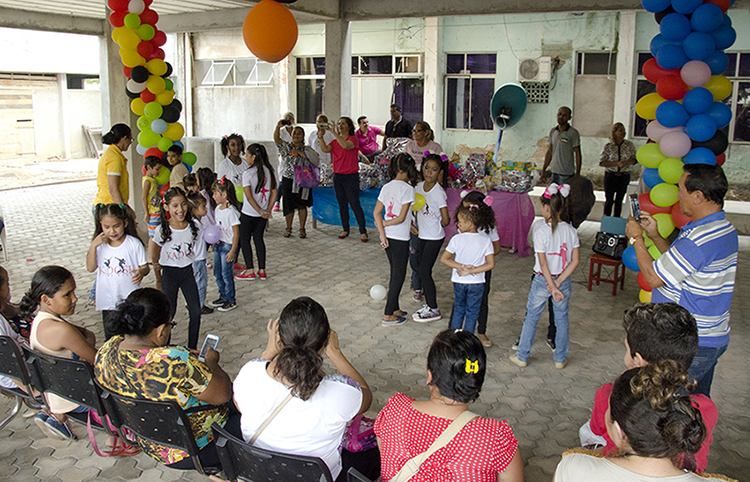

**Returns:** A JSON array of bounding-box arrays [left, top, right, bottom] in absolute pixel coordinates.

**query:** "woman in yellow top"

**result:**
[[94, 124, 133, 207]]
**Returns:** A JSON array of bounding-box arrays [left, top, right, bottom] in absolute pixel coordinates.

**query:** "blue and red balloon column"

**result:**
[[624, 0, 736, 301], [107, 0, 197, 194]]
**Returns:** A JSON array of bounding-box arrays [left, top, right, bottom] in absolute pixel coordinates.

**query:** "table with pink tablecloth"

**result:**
[[444, 189, 535, 258]]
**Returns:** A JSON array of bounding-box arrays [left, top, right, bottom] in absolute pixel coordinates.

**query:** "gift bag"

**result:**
[[294, 162, 320, 189]]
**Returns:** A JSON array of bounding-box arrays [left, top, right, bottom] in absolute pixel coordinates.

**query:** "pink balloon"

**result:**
[[659, 131, 692, 158], [680, 60, 712, 88], [646, 120, 684, 143]]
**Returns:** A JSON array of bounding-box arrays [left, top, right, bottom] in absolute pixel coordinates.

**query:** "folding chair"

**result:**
[[0, 335, 44, 431]]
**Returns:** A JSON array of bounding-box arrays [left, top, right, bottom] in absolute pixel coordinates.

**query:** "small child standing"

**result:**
[[440, 203, 496, 333], [166, 145, 189, 191], [373, 153, 419, 327], [510, 183, 579, 370], [208, 178, 241, 312], [187, 192, 212, 314], [197, 167, 217, 226], [183, 173, 200, 193], [86, 204, 149, 339], [141, 155, 164, 238]]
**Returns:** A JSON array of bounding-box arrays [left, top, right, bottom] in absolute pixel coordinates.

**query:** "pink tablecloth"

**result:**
[[444, 189, 535, 258]]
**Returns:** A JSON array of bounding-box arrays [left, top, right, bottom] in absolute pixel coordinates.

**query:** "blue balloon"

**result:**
[[685, 114, 718, 142], [711, 25, 737, 50], [643, 0, 671, 12], [705, 50, 729, 75], [184, 162, 193, 173], [643, 168, 665, 188], [705, 102, 732, 128], [672, 0, 701, 14], [690, 3, 724, 32], [650, 34, 678, 58], [173, 140, 184, 150], [722, 13, 732, 27], [683, 32, 715, 61], [656, 100, 689, 128], [151, 119, 168, 134], [682, 87, 714, 114], [683, 147, 717, 165], [623, 245, 640, 272], [656, 43, 689, 70], [660, 13, 692, 41]]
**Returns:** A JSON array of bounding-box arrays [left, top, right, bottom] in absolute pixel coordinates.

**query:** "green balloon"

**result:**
[[136, 115, 150, 131], [164, 79, 173, 91], [155, 166, 171, 185], [137, 24, 155, 41], [123, 13, 141, 30], [138, 130, 159, 148], [144, 101, 163, 120], [652, 213, 675, 239], [658, 157, 684, 185], [182, 152, 197, 166], [643, 233, 654, 247], [636, 143, 666, 169], [235, 185, 244, 203], [157, 136, 173, 152], [648, 244, 662, 260], [650, 183, 679, 207]]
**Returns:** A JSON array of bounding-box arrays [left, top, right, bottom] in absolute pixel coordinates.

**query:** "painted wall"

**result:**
[[67, 90, 101, 157], [0, 27, 99, 75]]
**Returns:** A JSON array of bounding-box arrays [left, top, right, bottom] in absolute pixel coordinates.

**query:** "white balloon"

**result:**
[[128, 0, 145, 15], [126, 79, 147, 93], [136, 143, 147, 155], [369, 284, 387, 301]]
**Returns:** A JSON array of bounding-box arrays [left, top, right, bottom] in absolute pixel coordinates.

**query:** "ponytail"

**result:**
[[102, 123, 131, 145], [19, 266, 74, 318]]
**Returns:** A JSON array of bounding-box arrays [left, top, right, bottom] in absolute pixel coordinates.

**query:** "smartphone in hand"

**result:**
[[198, 334, 220, 362], [630, 194, 641, 221]]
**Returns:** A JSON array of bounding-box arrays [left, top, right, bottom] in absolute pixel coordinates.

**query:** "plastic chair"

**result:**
[[98, 387, 218, 475], [0, 335, 44, 431], [347, 467, 373, 482], [211, 422, 334, 482]]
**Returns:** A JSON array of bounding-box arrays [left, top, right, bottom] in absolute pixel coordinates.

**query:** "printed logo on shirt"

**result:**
[[386, 200, 397, 219], [166, 241, 194, 262], [98, 257, 135, 276], [548, 242, 568, 267]]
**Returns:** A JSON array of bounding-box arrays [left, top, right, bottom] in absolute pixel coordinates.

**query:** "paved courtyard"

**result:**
[[0, 180, 748, 482]]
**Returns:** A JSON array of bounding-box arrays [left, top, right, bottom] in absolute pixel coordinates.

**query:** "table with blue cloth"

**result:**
[[311, 187, 534, 257]]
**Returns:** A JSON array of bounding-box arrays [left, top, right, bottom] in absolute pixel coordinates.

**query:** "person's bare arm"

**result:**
[[326, 330, 372, 414], [440, 206, 450, 227], [458, 253, 495, 276], [440, 249, 462, 270], [329, 127, 355, 150], [107, 175, 124, 204], [373, 200, 388, 248], [574, 146, 582, 177], [555, 247, 580, 285], [273, 120, 283, 145], [541, 143, 552, 180], [497, 451, 525, 482], [141, 179, 153, 224], [86, 234, 107, 272], [227, 225, 240, 262], [538, 253, 564, 301], [244, 185, 263, 214], [36, 319, 97, 363], [194, 348, 233, 406]]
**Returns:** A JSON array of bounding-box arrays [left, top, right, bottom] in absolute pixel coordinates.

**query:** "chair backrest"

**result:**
[[211, 422, 334, 482], [347, 467, 373, 482], [0, 335, 41, 403]]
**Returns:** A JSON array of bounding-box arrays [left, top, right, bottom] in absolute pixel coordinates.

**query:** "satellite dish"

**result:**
[[489, 83, 528, 159]]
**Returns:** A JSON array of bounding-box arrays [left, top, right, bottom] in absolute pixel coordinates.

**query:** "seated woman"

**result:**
[[375, 329, 524, 481], [233, 296, 379, 482], [555, 360, 735, 482], [94, 288, 237, 470]]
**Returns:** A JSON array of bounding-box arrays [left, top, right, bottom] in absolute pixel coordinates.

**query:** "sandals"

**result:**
[[299, 228, 307, 239], [338, 231, 349, 239], [361, 233, 369, 243], [284, 227, 292, 237]]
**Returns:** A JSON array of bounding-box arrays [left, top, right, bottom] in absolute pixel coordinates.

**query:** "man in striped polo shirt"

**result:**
[[627, 164, 737, 397]]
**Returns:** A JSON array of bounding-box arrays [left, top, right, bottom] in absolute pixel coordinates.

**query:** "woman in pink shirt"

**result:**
[[404, 121, 442, 169]]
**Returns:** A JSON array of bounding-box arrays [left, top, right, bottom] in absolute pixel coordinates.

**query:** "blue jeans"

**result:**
[[551, 173, 574, 185], [193, 259, 208, 307], [517, 274, 571, 363], [450, 283, 484, 333], [409, 233, 421, 292], [688, 344, 728, 398], [213, 243, 236, 304]]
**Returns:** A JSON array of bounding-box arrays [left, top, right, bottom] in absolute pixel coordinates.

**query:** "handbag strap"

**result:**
[[249, 393, 294, 445], [390, 410, 478, 482]]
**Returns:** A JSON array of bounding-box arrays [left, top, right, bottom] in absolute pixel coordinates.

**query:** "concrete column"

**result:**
[[178, 33, 195, 138], [423, 17, 443, 144], [324, 19, 352, 121], [57, 73, 71, 159], [613, 11, 637, 133]]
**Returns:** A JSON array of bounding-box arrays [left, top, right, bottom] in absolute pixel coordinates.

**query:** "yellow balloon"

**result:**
[[639, 289, 652, 303], [163, 122, 185, 142], [146, 75, 166, 95], [111, 26, 127, 44], [635, 92, 665, 120], [412, 193, 426, 211], [130, 98, 146, 116], [643, 233, 654, 248], [121, 50, 145, 68], [145, 59, 168, 77], [648, 244, 662, 260], [704, 75, 733, 102], [155, 89, 175, 106], [117, 28, 141, 50]]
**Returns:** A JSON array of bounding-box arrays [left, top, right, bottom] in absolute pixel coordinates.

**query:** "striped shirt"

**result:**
[[652, 211, 737, 348]]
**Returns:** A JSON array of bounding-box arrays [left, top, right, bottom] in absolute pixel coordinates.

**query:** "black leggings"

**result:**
[[603, 171, 631, 217], [384, 238, 409, 315], [476, 269, 492, 335], [162, 265, 202, 349], [240, 213, 268, 270], [417, 238, 444, 309], [333, 173, 367, 235]]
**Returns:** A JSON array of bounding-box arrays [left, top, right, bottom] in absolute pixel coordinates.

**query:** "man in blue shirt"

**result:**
[[626, 164, 737, 397]]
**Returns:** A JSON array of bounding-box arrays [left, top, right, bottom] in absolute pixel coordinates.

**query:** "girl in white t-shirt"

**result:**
[[237, 144, 278, 281], [412, 154, 449, 324], [374, 153, 419, 326], [510, 184, 580, 370], [149, 187, 203, 349], [187, 192, 212, 314], [86, 203, 148, 339], [217, 133, 248, 187], [440, 203, 496, 333], [208, 178, 241, 313]]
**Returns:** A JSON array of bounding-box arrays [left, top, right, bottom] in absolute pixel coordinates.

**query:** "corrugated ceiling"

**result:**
[[0, 0, 254, 19]]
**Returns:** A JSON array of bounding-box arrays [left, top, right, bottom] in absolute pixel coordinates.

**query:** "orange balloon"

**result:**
[[242, 0, 298, 63]]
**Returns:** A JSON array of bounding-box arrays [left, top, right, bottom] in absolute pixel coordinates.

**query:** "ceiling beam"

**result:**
[[0, 7, 104, 36]]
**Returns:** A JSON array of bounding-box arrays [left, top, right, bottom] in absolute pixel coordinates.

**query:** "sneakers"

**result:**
[[201, 305, 214, 315], [236, 271, 256, 280], [547, 338, 556, 351], [381, 316, 406, 327], [233, 263, 245, 271], [555, 360, 568, 369], [412, 290, 423, 303], [509, 354, 527, 368], [477, 334, 492, 347], [412, 305, 441, 323], [258, 272, 267, 280], [512, 337, 520, 351], [207, 298, 225, 308], [45, 415, 77, 440], [34, 411, 49, 436], [218, 301, 237, 312], [272, 203, 281, 212]]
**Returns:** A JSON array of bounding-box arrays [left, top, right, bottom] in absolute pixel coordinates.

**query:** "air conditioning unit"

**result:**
[[517, 57, 552, 82]]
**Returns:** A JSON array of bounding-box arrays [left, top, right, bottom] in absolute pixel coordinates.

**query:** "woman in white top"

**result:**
[[403, 121, 442, 168], [233, 297, 379, 481]]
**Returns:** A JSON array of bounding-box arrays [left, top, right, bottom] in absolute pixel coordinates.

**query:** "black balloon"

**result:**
[[169, 99, 183, 113], [161, 106, 179, 123], [125, 87, 139, 99], [162, 62, 173, 78], [654, 5, 675, 24], [131, 66, 149, 83], [692, 130, 728, 155]]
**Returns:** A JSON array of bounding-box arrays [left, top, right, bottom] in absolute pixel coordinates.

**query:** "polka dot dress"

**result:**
[[374, 393, 518, 481]]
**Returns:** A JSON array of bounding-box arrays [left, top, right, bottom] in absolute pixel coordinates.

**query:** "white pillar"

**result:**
[[324, 19, 352, 121], [423, 17, 443, 144], [614, 11, 637, 133], [57, 73, 71, 159]]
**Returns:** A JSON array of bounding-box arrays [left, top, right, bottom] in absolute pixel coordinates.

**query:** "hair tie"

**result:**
[[469, 204, 478, 211], [218, 176, 226, 185], [543, 183, 559, 199], [558, 184, 571, 198], [460, 190, 469, 199], [440, 154, 449, 162], [484, 196, 493, 207], [465, 359, 479, 374], [160, 197, 166, 205], [222, 135, 228, 140], [423, 150, 431, 158], [118, 203, 124, 208]]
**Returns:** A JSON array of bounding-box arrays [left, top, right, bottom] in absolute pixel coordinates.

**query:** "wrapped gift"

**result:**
[[498, 169, 537, 193], [464, 156, 485, 187], [501, 160, 535, 171], [447, 162, 465, 189], [319, 164, 333, 188], [358, 163, 376, 191]]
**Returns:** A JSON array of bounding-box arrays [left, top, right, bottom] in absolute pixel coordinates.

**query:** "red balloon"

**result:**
[[141, 166, 147, 176], [703, 0, 730, 13], [140, 89, 156, 103], [671, 202, 692, 228], [152, 30, 167, 47], [137, 41, 154, 59], [144, 0, 153, 5], [716, 152, 726, 166], [637, 272, 652, 292], [123, 66, 132, 78], [643, 58, 680, 84], [107, 0, 129, 12], [639, 193, 672, 216], [145, 147, 164, 159], [109, 10, 126, 27], [149, 48, 165, 61], [140, 8, 159, 26], [159, 183, 170, 196], [656, 75, 689, 101]]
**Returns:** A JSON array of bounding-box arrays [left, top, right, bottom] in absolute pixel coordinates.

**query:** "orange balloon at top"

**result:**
[[243, 0, 298, 63]]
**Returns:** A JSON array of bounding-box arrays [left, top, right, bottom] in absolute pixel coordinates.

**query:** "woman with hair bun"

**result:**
[[555, 360, 735, 481], [233, 297, 379, 481], [94, 123, 133, 207], [375, 329, 524, 482]]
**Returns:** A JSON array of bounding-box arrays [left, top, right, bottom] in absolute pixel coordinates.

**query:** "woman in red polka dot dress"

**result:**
[[374, 330, 525, 481]]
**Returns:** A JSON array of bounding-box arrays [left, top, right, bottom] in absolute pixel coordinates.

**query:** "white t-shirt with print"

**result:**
[[217, 158, 249, 188], [378, 180, 415, 241], [242, 166, 274, 217], [445, 232, 494, 284], [193, 220, 208, 261], [214, 205, 240, 244], [152, 221, 200, 268], [95, 235, 147, 311], [0, 314, 20, 389], [415, 181, 447, 241], [233, 359, 362, 479], [532, 219, 580, 275]]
